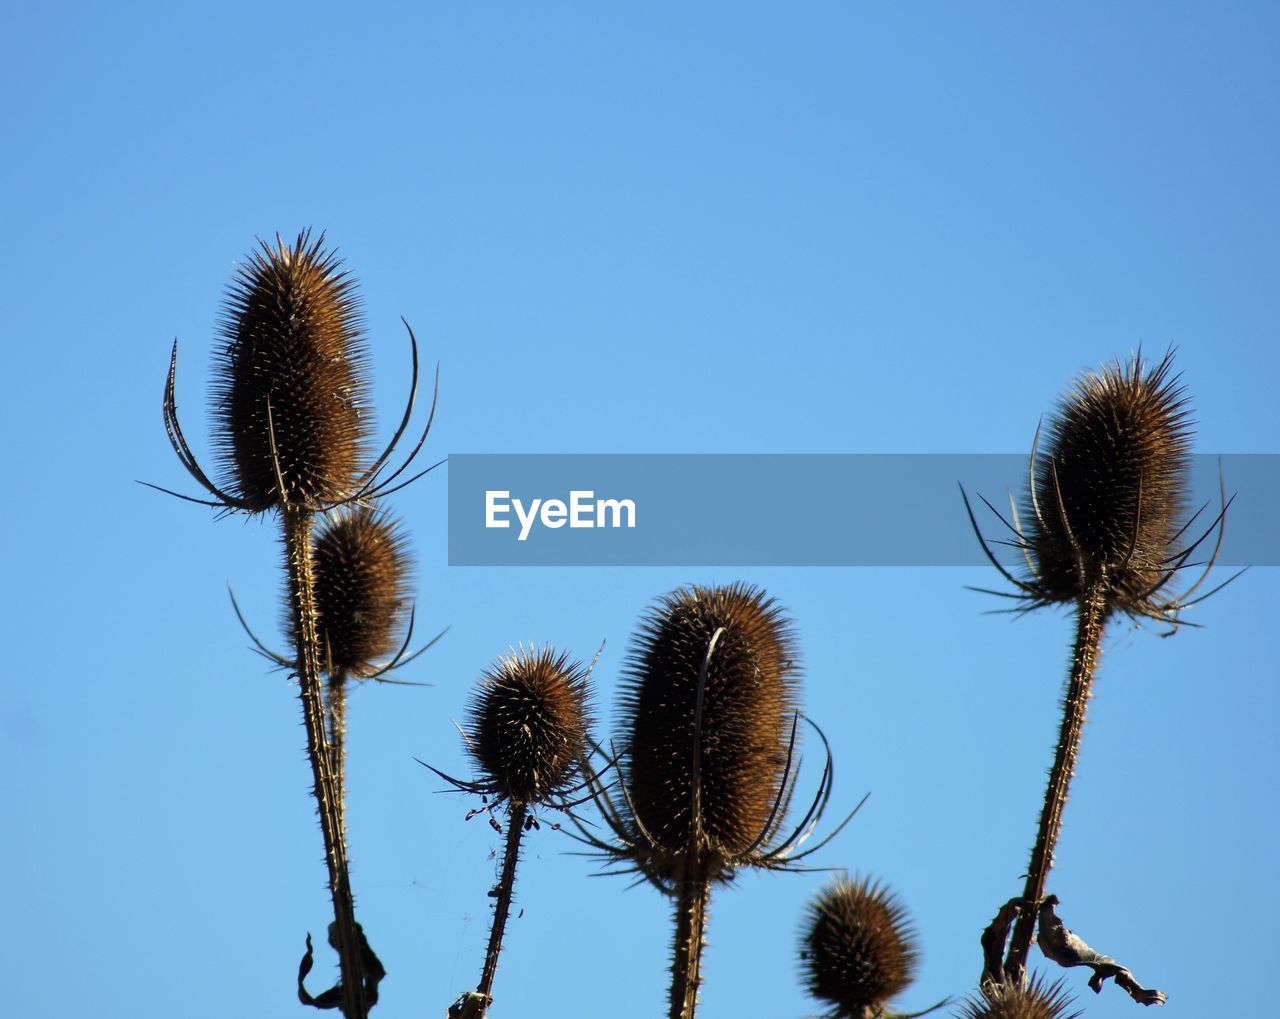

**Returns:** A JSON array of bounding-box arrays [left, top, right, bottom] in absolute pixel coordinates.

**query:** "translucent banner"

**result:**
[[446, 453, 1275, 567]]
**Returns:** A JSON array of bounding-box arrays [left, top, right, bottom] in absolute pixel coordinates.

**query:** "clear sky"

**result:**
[[2, 4, 1276, 1017]]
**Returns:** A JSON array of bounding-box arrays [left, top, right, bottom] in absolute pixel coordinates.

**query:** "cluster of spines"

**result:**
[[1024, 351, 1191, 615], [800, 876, 920, 1019], [955, 976, 1080, 1019], [212, 230, 371, 511], [618, 582, 799, 873], [467, 647, 592, 806], [310, 507, 414, 677]]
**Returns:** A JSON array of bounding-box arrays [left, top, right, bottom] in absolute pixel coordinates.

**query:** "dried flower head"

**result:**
[[964, 350, 1230, 626], [156, 229, 440, 519], [465, 647, 593, 806], [572, 582, 855, 901], [623, 583, 798, 867], [800, 876, 919, 1019], [955, 976, 1080, 1019], [1025, 351, 1190, 611], [311, 507, 413, 677], [212, 230, 370, 511]]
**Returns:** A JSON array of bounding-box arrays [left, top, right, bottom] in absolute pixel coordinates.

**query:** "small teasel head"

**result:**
[[800, 876, 920, 1019], [963, 349, 1227, 625], [465, 647, 593, 807], [955, 976, 1080, 1019], [212, 230, 370, 511], [310, 507, 413, 678], [1024, 350, 1191, 612], [618, 583, 800, 880]]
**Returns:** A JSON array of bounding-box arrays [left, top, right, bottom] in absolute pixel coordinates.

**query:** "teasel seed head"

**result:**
[[212, 230, 370, 511], [619, 582, 800, 879], [1025, 350, 1191, 613], [955, 976, 1080, 1019], [800, 876, 919, 1019], [466, 647, 592, 806], [310, 507, 413, 678]]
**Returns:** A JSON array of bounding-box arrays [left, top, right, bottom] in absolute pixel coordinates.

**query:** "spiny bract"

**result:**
[[800, 876, 919, 1019], [619, 582, 799, 876], [311, 507, 413, 677], [212, 230, 370, 511], [467, 647, 592, 805]]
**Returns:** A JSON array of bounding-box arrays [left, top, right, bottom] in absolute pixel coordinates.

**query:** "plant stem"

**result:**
[[328, 670, 349, 850], [1005, 570, 1110, 980], [283, 506, 367, 1018], [477, 800, 528, 1008], [669, 864, 712, 1019]]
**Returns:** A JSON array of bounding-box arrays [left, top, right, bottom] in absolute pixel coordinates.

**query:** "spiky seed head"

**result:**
[[213, 230, 370, 511], [800, 876, 919, 1018], [467, 647, 592, 805], [1026, 351, 1191, 612], [310, 507, 413, 677], [954, 976, 1081, 1019], [619, 583, 799, 877]]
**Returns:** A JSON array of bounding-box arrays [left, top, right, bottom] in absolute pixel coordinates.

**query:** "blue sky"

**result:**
[[2, 4, 1276, 1017]]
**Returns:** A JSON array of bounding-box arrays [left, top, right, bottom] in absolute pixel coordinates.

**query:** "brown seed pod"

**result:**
[[955, 976, 1081, 1019], [800, 876, 919, 1019], [466, 647, 592, 805], [1025, 351, 1191, 613], [310, 507, 413, 677], [212, 230, 370, 511], [619, 582, 799, 876]]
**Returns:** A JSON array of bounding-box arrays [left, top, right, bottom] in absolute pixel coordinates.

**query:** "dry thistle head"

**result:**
[[310, 507, 413, 677], [212, 230, 370, 511], [618, 582, 800, 878], [800, 876, 919, 1019], [963, 350, 1224, 626], [1024, 350, 1191, 613], [955, 976, 1080, 1019], [466, 647, 593, 806]]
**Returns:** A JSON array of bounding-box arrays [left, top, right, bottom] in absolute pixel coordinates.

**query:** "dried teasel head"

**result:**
[[1025, 350, 1191, 613], [955, 976, 1080, 1019], [618, 583, 801, 880], [212, 230, 370, 511], [310, 507, 413, 678], [465, 647, 593, 806], [963, 350, 1231, 625], [800, 876, 919, 1019]]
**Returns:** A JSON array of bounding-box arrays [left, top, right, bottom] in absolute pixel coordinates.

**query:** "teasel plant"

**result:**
[[148, 230, 441, 1017], [799, 875, 945, 1019], [230, 506, 444, 848], [572, 583, 862, 1019], [962, 350, 1239, 1009], [420, 646, 595, 1019]]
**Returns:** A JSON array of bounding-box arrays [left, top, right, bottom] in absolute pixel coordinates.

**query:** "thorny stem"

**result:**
[[1005, 570, 1110, 980], [476, 799, 528, 1009], [328, 671, 349, 850], [283, 507, 368, 1018], [669, 862, 712, 1019]]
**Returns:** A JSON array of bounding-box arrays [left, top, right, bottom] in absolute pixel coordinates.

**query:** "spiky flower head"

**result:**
[[619, 582, 800, 880], [466, 647, 592, 806], [310, 507, 413, 677], [1025, 350, 1191, 615], [800, 876, 919, 1019], [213, 230, 370, 511], [954, 976, 1080, 1019]]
